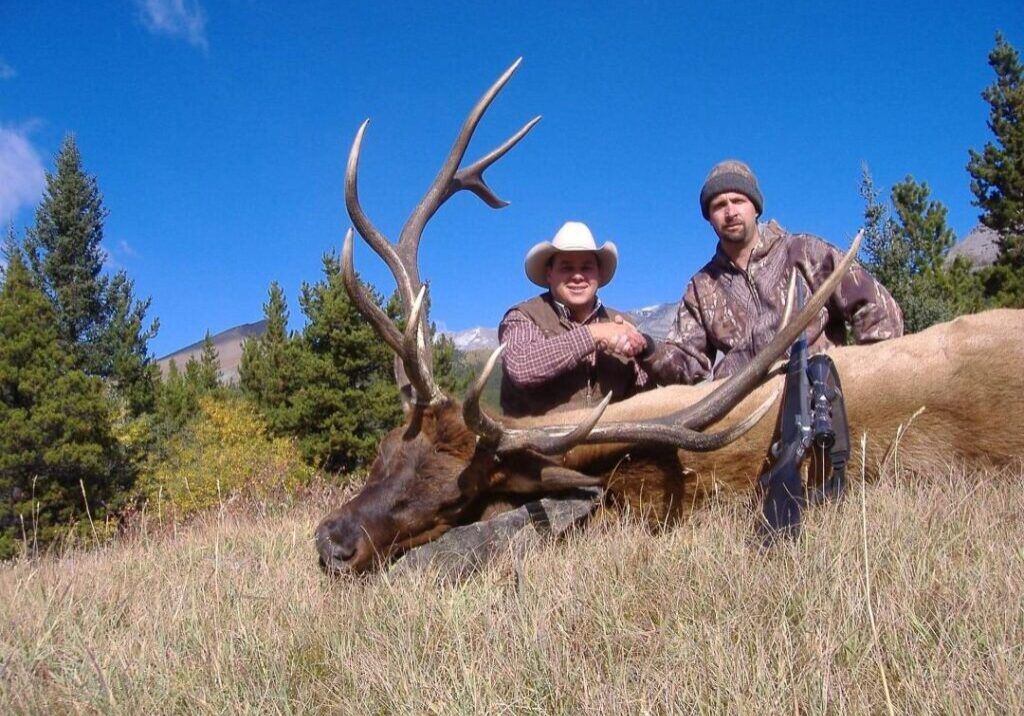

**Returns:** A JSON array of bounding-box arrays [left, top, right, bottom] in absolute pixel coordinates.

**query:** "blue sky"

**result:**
[[2, 1, 1021, 357]]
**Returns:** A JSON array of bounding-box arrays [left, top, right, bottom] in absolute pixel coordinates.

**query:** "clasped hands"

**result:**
[[588, 316, 648, 358]]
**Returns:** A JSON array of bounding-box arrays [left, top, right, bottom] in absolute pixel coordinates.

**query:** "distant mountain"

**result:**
[[156, 320, 267, 385], [444, 326, 499, 351], [948, 224, 999, 268], [439, 302, 679, 351], [625, 302, 677, 340]]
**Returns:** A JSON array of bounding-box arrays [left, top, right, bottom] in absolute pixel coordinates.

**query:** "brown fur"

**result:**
[[316, 309, 1024, 574]]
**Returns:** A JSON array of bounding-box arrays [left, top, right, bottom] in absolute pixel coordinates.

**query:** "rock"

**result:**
[[390, 487, 604, 581]]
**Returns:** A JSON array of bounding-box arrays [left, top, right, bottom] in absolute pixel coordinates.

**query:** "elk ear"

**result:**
[[497, 465, 604, 495]]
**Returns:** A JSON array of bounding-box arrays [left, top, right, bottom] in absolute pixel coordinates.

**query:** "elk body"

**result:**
[[561, 309, 1024, 517], [314, 60, 1024, 575]]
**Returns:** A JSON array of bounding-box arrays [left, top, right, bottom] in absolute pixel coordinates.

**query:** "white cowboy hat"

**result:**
[[524, 221, 618, 288]]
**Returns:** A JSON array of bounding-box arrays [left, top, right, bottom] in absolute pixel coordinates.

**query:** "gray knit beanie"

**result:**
[[699, 160, 764, 219]]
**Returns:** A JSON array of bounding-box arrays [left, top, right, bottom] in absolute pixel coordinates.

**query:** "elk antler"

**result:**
[[464, 232, 863, 454], [342, 58, 541, 405]]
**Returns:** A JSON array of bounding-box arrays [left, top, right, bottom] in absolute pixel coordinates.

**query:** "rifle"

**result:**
[[759, 279, 850, 541]]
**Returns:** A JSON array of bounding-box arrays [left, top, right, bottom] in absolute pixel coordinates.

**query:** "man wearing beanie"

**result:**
[[638, 160, 904, 385], [499, 221, 650, 417]]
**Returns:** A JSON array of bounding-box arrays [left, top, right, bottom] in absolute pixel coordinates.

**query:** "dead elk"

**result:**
[[314, 60, 1024, 575]]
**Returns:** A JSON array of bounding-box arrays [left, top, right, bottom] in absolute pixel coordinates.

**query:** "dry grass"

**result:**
[[2, 461, 1023, 714]]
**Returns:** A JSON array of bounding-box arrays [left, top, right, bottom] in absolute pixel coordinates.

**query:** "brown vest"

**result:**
[[499, 293, 640, 418]]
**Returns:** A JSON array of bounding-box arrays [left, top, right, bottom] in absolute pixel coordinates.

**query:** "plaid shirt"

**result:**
[[500, 297, 648, 389]]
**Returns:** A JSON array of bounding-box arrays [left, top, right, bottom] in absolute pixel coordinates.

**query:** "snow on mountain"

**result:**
[[440, 302, 680, 350], [625, 302, 678, 340], [443, 326, 500, 351]]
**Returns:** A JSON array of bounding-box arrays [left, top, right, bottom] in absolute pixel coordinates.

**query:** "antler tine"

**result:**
[[566, 385, 780, 453], [400, 286, 441, 404], [461, 343, 613, 453], [779, 268, 798, 329], [454, 115, 542, 208], [672, 230, 864, 432], [345, 120, 414, 305], [496, 393, 613, 455], [399, 58, 530, 268], [340, 228, 404, 354], [489, 386, 779, 455], [341, 61, 536, 408], [460, 346, 777, 456], [463, 345, 505, 441]]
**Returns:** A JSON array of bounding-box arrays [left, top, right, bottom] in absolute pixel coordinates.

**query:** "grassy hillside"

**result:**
[[2, 462, 1023, 713]]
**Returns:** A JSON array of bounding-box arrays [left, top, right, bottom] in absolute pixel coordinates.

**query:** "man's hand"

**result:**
[[589, 317, 647, 358]]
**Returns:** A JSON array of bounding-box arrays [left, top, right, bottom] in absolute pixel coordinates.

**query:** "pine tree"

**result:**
[[433, 333, 472, 398], [967, 32, 1024, 306], [860, 168, 910, 302], [240, 270, 470, 471], [185, 332, 222, 393], [153, 337, 224, 443], [860, 168, 982, 332], [285, 255, 402, 471], [100, 273, 160, 415], [24, 135, 107, 355], [24, 135, 158, 410], [153, 360, 195, 439], [0, 245, 120, 557], [240, 282, 292, 427]]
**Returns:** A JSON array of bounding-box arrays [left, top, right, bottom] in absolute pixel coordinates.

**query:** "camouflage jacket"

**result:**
[[641, 220, 904, 385]]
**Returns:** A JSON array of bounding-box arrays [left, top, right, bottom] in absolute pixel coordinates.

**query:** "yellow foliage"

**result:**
[[140, 397, 313, 519], [110, 397, 157, 467]]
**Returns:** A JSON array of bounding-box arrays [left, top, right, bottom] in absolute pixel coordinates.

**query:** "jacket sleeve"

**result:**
[[799, 235, 905, 343], [640, 280, 715, 385], [498, 308, 596, 388]]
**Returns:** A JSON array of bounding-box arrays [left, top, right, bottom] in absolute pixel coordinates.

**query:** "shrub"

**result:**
[[139, 396, 314, 520]]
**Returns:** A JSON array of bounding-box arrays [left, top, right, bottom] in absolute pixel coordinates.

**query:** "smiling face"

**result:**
[[707, 191, 760, 248], [546, 251, 600, 320]]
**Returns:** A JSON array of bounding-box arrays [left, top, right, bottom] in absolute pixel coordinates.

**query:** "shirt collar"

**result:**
[[549, 293, 603, 324]]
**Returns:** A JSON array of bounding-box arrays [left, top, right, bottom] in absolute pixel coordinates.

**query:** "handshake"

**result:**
[[588, 316, 651, 359]]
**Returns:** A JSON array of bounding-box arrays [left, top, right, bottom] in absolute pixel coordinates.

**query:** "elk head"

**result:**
[[314, 59, 863, 575]]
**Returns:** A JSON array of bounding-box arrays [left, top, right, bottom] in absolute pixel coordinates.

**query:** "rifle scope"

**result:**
[[807, 356, 836, 449]]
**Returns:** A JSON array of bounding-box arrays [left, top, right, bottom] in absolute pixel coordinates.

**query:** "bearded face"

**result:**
[[707, 191, 759, 247]]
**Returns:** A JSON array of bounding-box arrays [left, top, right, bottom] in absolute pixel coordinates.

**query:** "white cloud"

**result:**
[[136, 0, 208, 50], [118, 240, 139, 258], [0, 58, 15, 80], [0, 126, 46, 224]]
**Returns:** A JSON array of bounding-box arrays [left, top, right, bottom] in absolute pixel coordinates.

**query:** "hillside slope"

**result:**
[[156, 320, 267, 384]]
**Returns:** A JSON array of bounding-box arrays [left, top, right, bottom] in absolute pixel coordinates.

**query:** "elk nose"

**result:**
[[333, 542, 356, 562], [315, 523, 356, 567]]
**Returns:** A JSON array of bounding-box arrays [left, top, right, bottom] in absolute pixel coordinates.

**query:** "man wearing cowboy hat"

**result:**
[[499, 221, 650, 417], [639, 159, 904, 385]]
